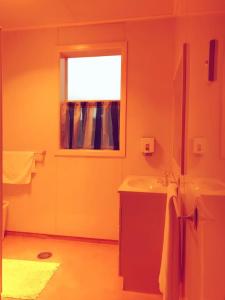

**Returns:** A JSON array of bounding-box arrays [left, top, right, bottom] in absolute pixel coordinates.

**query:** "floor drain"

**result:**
[[37, 252, 52, 259]]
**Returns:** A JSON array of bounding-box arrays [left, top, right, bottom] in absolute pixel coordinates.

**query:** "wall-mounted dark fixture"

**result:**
[[208, 39, 218, 81]]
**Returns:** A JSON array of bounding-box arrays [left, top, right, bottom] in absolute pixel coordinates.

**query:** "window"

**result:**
[[67, 55, 121, 100], [58, 42, 127, 157]]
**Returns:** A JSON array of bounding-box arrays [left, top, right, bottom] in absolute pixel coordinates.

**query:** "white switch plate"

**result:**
[[141, 137, 155, 154], [193, 137, 206, 155]]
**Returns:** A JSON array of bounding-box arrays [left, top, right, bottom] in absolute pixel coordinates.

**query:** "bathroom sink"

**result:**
[[127, 177, 162, 189], [188, 177, 225, 195], [197, 179, 225, 190], [118, 176, 167, 193]]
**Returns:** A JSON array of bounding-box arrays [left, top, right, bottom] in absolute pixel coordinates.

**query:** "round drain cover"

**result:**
[[37, 251, 52, 259]]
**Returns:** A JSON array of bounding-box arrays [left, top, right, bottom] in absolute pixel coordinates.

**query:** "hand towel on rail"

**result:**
[[3, 151, 35, 184], [159, 183, 181, 300]]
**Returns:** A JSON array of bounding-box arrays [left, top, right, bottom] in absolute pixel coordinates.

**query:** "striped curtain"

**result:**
[[60, 101, 120, 150]]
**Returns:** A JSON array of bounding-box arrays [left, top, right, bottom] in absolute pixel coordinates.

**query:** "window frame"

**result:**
[[56, 42, 127, 158]]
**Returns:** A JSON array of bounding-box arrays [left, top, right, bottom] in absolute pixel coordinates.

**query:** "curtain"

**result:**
[[60, 101, 120, 150]]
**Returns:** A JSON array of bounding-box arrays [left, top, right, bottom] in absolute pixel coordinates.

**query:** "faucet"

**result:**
[[157, 170, 169, 187], [163, 170, 170, 187], [161, 170, 179, 187]]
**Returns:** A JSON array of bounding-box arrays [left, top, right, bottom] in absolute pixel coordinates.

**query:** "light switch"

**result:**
[[141, 137, 155, 155], [193, 137, 206, 155]]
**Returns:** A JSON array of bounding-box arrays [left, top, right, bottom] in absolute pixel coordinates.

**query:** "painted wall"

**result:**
[[2, 19, 175, 239], [187, 14, 225, 181], [0, 0, 174, 29], [175, 14, 225, 180], [174, 9, 225, 300], [174, 0, 225, 15], [0, 27, 3, 294]]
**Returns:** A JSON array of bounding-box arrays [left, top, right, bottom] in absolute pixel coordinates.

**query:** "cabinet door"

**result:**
[[119, 197, 124, 276], [0, 27, 2, 297], [184, 195, 225, 300], [119, 192, 166, 293]]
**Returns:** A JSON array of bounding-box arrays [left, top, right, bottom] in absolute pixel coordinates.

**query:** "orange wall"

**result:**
[[175, 10, 225, 300], [0, 0, 174, 30], [175, 14, 225, 180], [174, 0, 225, 15], [0, 27, 2, 294], [2, 19, 175, 239]]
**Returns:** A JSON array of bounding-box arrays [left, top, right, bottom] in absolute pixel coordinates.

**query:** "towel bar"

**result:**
[[34, 151, 46, 163], [34, 150, 46, 155], [178, 207, 198, 230]]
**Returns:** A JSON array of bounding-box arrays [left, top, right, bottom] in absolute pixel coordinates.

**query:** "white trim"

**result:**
[[174, 10, 225, 18], [2, 14, 175, 32], [55, 149, 125, 158], [2, 10, 225, 32], [58, 41, 127, 157]]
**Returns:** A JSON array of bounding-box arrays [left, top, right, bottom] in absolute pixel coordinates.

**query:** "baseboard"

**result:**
[[5, 230, 119, 245]]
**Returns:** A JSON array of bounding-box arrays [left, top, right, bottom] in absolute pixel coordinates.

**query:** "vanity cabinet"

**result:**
[[119, 191, 166, 294]]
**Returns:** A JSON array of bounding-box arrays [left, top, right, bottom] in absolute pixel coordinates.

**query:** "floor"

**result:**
[[2, 235, 162, 300]]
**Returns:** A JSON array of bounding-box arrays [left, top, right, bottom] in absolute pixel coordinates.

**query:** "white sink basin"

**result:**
[[127, 177, 163, 190], [118, 176, 167, 193], [195, 178, 225, 191], [188, 177, 225, 195]]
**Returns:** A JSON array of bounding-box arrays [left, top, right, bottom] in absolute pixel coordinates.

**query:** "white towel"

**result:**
[[159, 183, 180, 300], [3, 151, 35, 184]]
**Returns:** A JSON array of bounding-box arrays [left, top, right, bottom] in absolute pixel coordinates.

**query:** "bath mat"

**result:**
[[2, 258, 60, 299]]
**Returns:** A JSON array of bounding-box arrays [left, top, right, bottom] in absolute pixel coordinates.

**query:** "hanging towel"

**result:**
[[159, 183, 181, 300], [3, 151, 35, 184]]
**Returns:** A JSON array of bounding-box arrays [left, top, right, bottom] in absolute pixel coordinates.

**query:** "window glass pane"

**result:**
[[67, 55, 121, 101]]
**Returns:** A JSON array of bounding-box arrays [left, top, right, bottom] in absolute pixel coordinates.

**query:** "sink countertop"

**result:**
[[184, 176, 225, 196], [118, 175, 167, 194]]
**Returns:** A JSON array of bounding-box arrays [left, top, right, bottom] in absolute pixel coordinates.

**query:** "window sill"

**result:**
[[55, 149, 125, 158]]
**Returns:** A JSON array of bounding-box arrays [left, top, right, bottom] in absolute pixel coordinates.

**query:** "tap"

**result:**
[[162, 170, 179, 187], [163, 170, 170, 186]]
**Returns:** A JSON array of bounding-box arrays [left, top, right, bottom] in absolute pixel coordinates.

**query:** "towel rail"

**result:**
[[178, 207, 198, 230], [172, 196, 181, 218], [34, 151, 46, 162], [34, 150, 46, 155]]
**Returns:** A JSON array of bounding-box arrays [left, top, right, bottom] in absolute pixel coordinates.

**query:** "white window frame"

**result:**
[[56, 42, 127, 158]]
